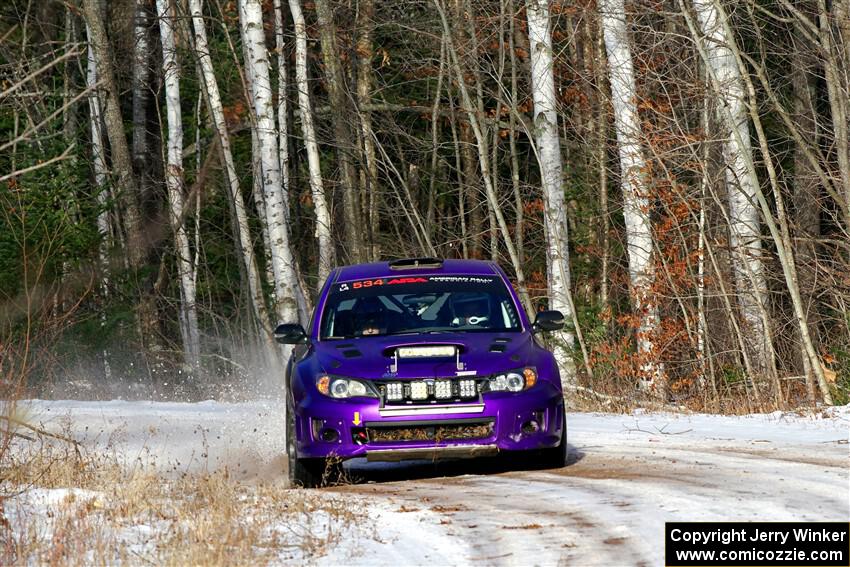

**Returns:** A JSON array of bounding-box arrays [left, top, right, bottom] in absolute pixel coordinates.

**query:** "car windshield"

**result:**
[[320, 275, 522, 339]]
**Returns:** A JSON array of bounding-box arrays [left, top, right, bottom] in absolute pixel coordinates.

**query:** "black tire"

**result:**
[[286, 408, 342, 488], [287, 408, 320, 487], [535, 409, 568, 469]]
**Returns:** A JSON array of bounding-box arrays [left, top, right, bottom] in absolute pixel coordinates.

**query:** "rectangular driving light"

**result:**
[[385, 382, 404, 401], [396, 345, 456, 358], [434, 380, 452, 399], [459, 379, 477, 399], [409, 381, 428, 400]]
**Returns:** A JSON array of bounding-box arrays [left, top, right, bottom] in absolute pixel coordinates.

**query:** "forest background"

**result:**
[[1, 0, 848, 411]]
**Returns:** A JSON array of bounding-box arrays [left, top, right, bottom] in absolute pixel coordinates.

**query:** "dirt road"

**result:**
[[22, 400, 850, 566], [329, 409, 849, 565]]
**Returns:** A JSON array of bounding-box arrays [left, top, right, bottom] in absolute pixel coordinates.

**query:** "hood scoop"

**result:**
[[488, 337, 511, 353]]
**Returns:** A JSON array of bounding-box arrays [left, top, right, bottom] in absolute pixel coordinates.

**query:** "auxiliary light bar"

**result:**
[[396, 345, 457, 358]]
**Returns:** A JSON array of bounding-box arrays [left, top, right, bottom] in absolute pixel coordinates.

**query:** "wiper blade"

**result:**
[[382, 330, 440, 336]]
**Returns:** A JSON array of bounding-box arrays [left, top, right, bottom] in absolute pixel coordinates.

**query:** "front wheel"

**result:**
[[535, 410, 568, 469], [286, 408, 341, 488]]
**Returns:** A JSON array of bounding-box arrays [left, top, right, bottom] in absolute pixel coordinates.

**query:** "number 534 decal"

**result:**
[[352, 278, 384, 289]]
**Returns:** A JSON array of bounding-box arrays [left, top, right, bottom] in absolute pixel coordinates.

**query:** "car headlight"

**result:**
[[488, 368, 537, 393], [316, 375, 376, 399]]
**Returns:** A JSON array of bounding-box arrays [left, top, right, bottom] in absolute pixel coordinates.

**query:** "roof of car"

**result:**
[[334, 259, 500, 282]]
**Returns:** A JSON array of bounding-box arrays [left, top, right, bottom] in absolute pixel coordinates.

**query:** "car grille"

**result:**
[[366, 419, 494, 443]]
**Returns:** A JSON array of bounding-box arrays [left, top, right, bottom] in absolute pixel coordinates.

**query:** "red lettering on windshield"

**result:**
[[387, 277, 428, 285]]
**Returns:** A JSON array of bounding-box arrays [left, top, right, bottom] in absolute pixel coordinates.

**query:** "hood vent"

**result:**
[[342, 349, 362, 359], [388, 257, 443, 270]]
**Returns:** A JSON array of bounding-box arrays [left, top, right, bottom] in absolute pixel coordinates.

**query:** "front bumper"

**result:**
[[293, 382, 564, 461]]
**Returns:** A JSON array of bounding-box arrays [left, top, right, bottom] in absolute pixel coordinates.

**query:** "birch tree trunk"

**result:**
[[157, 0, 201, 371], [452, 0, 484, 258], [599, 0, 665, 394], [692, 0, 770, 377], [273, 0, 310, 324], [87, 26, 112, 381], [289, 0, 335, 287], [236, 12, 277, 296], [507, 0, 524, 268], [526, 0, 577, 387], [239, 0, 304, 325], [188, 0, 273, 337], [682, 0, 833, 404]]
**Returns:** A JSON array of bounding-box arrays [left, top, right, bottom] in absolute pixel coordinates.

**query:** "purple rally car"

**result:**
[[275, 257, 568, 487]]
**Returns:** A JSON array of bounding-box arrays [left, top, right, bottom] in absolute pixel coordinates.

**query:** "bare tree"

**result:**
[[87, 22, 112, 382], [691, 0, 771, 378], [132, 0, 153, 206], [157, 0, 200, 370], [239, 0, 305, 325], [82, 0, 146, 269], [525, 0, 577, 386], [599, 0, 664, 395], [355, 0, 380, 260], [289, 0, 335, 286], [314, 0, 364, 262], [187, 0, 272, 339], [435, 0, 534, 316]]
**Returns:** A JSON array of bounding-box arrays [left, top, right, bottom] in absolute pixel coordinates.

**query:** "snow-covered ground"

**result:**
[[6, 400, 849, 565]]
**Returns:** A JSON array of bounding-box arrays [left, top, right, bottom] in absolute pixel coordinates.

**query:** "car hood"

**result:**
[[312, 332, 536, 379]]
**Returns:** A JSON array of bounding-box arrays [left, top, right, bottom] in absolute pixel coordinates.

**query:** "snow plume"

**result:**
[[36, 332, 287, 403]]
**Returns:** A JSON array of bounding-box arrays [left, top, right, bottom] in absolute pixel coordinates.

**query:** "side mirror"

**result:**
[[533, 310, 565, 333], [274, 323, 308, 344]]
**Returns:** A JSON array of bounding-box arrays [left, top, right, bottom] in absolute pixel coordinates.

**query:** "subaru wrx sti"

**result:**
[[276, 258, 567, 487]]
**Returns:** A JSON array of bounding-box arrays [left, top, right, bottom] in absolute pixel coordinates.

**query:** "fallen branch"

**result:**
[[564, 384, 689, 413], [0, 414, 81, 448]]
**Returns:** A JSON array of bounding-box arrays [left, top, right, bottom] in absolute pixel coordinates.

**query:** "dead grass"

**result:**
[[0, 438, 365, 566]]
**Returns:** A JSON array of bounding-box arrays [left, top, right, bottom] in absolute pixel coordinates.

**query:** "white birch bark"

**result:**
[[526, 0, 577, 387], [692, 0, 770, 376], [288, 0, 334, 287], [238, 18, 276, 296], [239, 0, 303, 326], [273, 0, 310, 324], [187, 0, 272, 336], [87, 25, 112, 381], [157, 0, 201, 371], [599, 0, 664, 393]]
